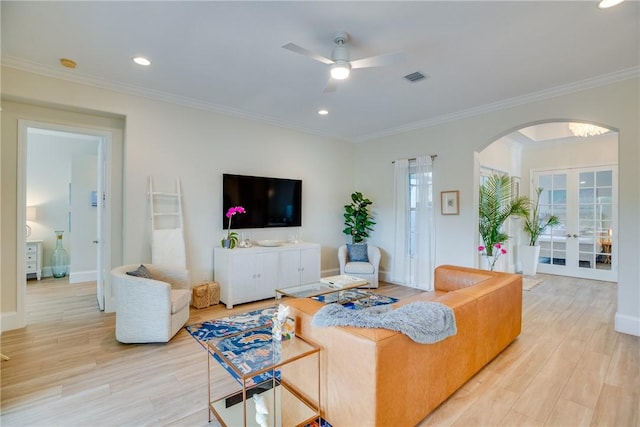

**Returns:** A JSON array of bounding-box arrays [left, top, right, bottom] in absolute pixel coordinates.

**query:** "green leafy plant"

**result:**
[[343, 191, 376, 244], [478, 175, 529, 256], [523, 187, 560, 246]]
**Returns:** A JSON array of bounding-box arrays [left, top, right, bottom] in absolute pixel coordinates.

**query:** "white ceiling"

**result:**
[[2, 1, 639, 142]]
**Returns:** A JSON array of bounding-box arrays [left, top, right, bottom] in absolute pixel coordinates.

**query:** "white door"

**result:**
[[534, 166, 617, 281], [96, 138, 106, 310]]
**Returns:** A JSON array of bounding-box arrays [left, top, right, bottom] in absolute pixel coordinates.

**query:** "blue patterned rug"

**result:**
[[185, 294, 398, 385]]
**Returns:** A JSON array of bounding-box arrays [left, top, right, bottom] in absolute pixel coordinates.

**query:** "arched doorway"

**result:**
[[478, 120, 618, 282]]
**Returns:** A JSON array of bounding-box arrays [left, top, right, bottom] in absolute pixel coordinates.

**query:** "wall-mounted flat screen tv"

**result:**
[[222, 174, 302, 229]]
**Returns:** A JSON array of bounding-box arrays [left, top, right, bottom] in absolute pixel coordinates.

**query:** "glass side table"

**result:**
[[207, 327, 321, 427]]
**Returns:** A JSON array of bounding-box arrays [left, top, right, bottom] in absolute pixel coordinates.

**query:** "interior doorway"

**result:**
[[533, 166, 617, 281], [18, 120, 112, 316], [477, 120, 618, 282]]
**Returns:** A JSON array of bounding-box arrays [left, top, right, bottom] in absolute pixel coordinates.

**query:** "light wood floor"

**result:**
[[1, 275, 638, 426]]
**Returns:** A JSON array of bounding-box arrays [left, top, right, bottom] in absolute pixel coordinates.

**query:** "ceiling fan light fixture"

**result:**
[[330, 61, 351, 80], [133, 56, 151, 66]]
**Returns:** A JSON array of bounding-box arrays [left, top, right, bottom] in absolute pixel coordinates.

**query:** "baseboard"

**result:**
[[1, 311, 25, 333], [614, 312, 640, 337], [69, 270, 97, 283]]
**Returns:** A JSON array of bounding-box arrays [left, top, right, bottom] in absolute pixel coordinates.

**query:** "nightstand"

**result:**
[[26, 240, 43, 280]]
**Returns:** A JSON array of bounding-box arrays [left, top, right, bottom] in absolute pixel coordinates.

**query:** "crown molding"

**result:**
[[1, 56, 345, 142], [353, 66, 640, 143], [3, 56, 638, 144]]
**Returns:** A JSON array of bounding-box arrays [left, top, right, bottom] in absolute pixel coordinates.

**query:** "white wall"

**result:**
[[521, 133, 618, 181], [1, 67, 354, 321], [354, 78, 640, 336], [2, 66, 638, 336]]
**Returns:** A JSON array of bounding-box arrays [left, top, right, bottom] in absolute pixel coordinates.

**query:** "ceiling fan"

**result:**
[[282, 31, 406, 92]]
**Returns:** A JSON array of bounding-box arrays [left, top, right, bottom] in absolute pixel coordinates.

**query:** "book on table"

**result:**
[[320, 275, 367, 288]]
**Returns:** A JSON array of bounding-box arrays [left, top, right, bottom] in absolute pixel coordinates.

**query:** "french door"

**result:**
[[533, 166, 617, 281]]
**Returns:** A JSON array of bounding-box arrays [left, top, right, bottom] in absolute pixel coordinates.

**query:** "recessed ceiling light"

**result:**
[[318, 109, 329, 115], [133, 56, 151, 66], [598, 0, 624, 9]]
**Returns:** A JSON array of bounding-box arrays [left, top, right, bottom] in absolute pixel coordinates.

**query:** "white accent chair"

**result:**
[[338, 244, 381, 288], [111, 264, 191, 343]]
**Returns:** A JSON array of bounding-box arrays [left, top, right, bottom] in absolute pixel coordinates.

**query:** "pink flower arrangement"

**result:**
[[478, 243, 507, 271], [222, 206, 246, 248]]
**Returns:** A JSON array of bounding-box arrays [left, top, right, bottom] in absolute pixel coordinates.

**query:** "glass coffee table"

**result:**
[[276, 275, 371, 305], [207, 327, 320, 427]]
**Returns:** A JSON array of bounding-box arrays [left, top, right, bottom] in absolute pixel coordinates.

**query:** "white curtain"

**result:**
[[391, 159, 410, 285], [392, 156, 435, 290]]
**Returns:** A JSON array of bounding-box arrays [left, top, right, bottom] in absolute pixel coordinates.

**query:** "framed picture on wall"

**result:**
[[441, 190, 459, 215]]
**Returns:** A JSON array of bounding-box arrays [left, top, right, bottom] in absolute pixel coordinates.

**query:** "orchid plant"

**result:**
[[221, 206, 246, 248], [478, 243, 507, 271]]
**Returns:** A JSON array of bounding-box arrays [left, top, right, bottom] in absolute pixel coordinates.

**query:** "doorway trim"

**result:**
[[16, 120, 113, 327]]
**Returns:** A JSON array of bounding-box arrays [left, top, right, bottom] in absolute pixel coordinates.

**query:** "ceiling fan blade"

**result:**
[[350, 51, 406, 69], [323, 78, 337, 93], [282, 43, 334, 65]]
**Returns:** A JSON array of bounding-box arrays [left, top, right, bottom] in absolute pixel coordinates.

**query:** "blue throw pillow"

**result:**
[[347, 243, 369, 262], [126, 264, 153, 279]]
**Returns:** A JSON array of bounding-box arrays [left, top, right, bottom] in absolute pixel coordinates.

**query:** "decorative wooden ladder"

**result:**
[[148, 177, 186, 269]]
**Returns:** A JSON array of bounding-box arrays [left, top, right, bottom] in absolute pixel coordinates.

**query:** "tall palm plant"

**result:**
[[479, 175, 529, 256], [523, 187, 560, 246]]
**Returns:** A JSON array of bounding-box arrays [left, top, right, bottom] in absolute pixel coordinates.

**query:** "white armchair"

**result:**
[[111, 264, 191, 343], [338, 244, 381, 288]]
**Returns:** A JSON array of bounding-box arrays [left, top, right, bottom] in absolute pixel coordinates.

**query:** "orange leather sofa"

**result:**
[[285, 265, 522, 427]]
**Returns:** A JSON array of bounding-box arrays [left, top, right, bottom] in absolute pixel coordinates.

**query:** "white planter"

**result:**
[[520, 245, 541, 276]]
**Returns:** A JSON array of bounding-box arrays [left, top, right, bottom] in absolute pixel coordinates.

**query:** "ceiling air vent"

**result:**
[[404, 71, 428, 82]]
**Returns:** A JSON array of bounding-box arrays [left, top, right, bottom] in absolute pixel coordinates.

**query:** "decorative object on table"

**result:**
[[478, 243, 507, 271], [521, 187, 560, 276], [50, 230, 69, 278], [272, 304, 294, 341], [192, 282, 220, 309], [221, 206, 245, 249], [253, 394, 269, 427], [237, 232, 252, 248], [342, 191, 375, 244], [440, 190, 459, 215], [478, 175, 529, 262], [256, 239, 283, 247]]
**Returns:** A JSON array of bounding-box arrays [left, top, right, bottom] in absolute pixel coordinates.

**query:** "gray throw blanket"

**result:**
[[312, 301, 457, 344]]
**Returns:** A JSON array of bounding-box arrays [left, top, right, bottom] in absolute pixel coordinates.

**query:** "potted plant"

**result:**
[[478, 175, 529, 270], [342, 191, 376, 264], [343, 191, 375, 244], [520, 187, 560, 275], [221, 206, 246, 249]]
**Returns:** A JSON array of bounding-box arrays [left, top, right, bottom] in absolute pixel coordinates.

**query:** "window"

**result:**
[[408, 160, 433, 258]]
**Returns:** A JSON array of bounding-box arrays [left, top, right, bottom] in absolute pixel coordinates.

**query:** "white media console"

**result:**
[[213, 242, 321, 309]]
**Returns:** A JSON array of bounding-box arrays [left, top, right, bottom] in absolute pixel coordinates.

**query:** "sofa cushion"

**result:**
[[126, 264, 153, 279], [347, 243, 369, 262], [171, 289, 191, 314], [344, 261, 375, 274]]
